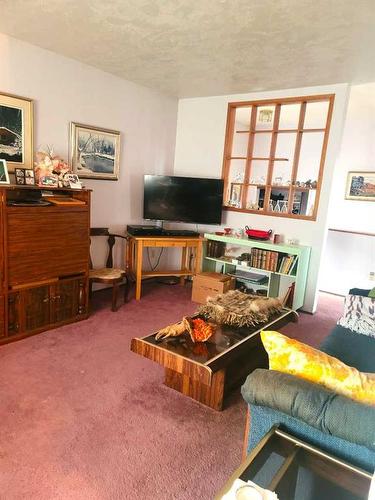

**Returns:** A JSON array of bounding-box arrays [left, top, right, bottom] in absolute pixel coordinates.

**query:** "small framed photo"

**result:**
[[39, 175, 58, 187], [15, 168, 35, 185], [229, 183, 242, 207], [345, 171, 375, 201], [0, 159, 10, 184], [64, 173, 82, 189]]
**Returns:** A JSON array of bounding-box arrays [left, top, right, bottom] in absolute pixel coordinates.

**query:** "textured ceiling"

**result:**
[[0, 0, 374, 97]]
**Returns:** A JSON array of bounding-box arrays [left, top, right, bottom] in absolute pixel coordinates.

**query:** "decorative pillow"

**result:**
[[261, 330, 375, 405], [337, 294, 375, 338]]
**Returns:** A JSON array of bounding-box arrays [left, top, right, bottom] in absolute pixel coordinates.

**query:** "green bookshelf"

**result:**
[[203, 233, 311, 310]]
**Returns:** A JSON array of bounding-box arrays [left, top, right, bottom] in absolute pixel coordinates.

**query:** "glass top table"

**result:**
[[131, 308, 296, 410], [216, 427, 372, 499]]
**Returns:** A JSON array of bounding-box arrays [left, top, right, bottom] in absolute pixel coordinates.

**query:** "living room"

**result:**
[[0, 2, 374, 499]]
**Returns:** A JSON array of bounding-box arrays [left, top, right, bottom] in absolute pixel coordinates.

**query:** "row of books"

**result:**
[[250, 248, 298, 274]]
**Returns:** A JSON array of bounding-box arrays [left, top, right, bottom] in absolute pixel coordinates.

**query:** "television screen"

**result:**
[[143, 175, 224, 225]]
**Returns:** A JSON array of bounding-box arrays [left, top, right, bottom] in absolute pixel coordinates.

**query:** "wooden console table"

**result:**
[[126, 234, 204, 300]]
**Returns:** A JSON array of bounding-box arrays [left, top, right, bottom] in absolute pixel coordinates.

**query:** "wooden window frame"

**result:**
[[221, 94, 335, 221]]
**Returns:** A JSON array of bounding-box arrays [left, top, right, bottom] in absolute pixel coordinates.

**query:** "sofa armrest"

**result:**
[[241, 369, 375, 450]]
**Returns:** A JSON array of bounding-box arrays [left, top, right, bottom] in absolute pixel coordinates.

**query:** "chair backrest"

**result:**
[[90, 227, 128, 269]]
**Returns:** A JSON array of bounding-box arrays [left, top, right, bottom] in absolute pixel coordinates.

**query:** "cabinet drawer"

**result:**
[[147, 240, 188, 248], [7, 207, 89, 286]]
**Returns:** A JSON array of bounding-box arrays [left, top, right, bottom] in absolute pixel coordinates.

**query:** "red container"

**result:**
[[245, 226, 273, 241]]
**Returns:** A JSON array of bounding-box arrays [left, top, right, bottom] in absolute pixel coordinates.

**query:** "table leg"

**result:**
[[164, 367, 225, 410], [195, 240, 203, 275], [135, 240, 143, 300], [180, 246, 187, 285]]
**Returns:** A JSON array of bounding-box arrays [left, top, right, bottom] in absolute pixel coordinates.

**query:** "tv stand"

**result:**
[[126, 233, 204, 300]]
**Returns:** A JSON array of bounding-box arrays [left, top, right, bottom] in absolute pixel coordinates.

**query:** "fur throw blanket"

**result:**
[[197, 290, 283, 327], [337, 294, 375, 338]]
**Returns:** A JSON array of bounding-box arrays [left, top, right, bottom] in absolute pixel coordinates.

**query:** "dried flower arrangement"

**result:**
[[34, 146, 72, 187]]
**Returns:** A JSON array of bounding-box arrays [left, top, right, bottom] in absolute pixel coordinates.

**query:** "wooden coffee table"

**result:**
[[131, 308, 296, 410]]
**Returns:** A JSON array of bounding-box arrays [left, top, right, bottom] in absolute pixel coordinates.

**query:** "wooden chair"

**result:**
[[89, 228, 130, 311]]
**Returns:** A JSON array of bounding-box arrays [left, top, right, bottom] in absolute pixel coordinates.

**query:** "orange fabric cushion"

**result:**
[[261, 330, 375, 405]]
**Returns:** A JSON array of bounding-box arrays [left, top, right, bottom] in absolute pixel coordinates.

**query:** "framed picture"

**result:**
[[345, 171, 375, 201], [229, 183, 242, 207], [15, 168, 35, 185], [0, 159, 10, 184], [70, 122, 120, 180], [0, 92, 33, 172], [64, 173, 82, 189], [39, 175, 58, 187]]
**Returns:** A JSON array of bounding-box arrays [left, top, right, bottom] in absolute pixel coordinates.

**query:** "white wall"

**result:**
[[328, 83, 375, 232], [0, 33, 178, 267], [173, 84, 349, 312], [319, 231, 375, 295], [319, 83, 375, 295]]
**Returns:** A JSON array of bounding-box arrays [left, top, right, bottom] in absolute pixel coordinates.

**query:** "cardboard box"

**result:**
[[192, 272, 235, 304]]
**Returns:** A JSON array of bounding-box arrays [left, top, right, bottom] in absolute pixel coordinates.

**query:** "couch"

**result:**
[[241, 311, 375, 473]]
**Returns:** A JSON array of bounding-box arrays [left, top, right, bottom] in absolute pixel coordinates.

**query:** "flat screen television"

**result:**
[[143, 175, 224, 225]]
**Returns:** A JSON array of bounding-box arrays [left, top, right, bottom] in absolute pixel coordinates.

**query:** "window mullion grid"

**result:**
[[288, 101, 306, 213], [241, 106, 258, 209], [264, 104, 281, 212], [222, 105, 236, 205]]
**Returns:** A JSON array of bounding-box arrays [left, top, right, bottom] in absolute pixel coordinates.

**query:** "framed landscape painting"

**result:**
[[0, 92, 33, 172], [345, 171, 375, 201], [70, 122, 120, 180]]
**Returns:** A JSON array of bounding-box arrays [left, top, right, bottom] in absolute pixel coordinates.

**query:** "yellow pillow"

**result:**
[[261, 330, 375, 405]]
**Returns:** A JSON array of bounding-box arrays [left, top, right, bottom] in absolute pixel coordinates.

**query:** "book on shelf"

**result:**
[[248, 248, 298, 275]]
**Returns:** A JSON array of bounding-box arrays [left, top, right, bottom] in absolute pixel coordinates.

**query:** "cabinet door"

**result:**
[[7, 293, 21, 337], [0, 295, 5, 338], [24, 285, 50, 332], [51, 277, 87, 324]]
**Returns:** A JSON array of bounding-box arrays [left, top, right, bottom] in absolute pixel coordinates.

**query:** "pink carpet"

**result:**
[[0, 284, 343, 499]]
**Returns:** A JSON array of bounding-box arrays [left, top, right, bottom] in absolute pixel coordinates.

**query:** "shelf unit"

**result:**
[[203, 233, 311, 310], [222, 94, 335, 220]]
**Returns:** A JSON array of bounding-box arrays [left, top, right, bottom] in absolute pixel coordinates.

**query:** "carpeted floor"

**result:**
[[0, 283, 343, 500]]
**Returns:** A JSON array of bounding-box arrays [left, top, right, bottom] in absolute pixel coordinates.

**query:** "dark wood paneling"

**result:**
[[0, 295, 5, 338], [164, 368, 225, 411], [52, 277, 88, 323], [131, 338, 213, 385], [24, 285, 51, 332], [7, 207, 89, 286], [7, 293, 20, 336], [0, 191, 5, 294]]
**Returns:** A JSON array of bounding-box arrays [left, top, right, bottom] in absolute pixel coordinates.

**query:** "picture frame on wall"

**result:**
[[345, 171, 375, 201], [0, 92, 33, 172], [0, 159, 10, 184], [70, 122, 120, 180]]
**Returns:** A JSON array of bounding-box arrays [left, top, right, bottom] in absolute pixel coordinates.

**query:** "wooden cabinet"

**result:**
[[0, 186, 91, 345], [0, 295, 5, 338]]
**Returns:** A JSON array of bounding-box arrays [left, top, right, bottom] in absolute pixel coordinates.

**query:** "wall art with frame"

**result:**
[[345, 171, 375, 201], [0, 159, 10, 184], [70, 122, 120, 180], [0, 92, 33, 172]]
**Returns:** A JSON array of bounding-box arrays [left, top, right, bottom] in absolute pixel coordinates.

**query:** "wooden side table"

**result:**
[[216, 427, 372, 499], [126, 234, 204, 300]]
